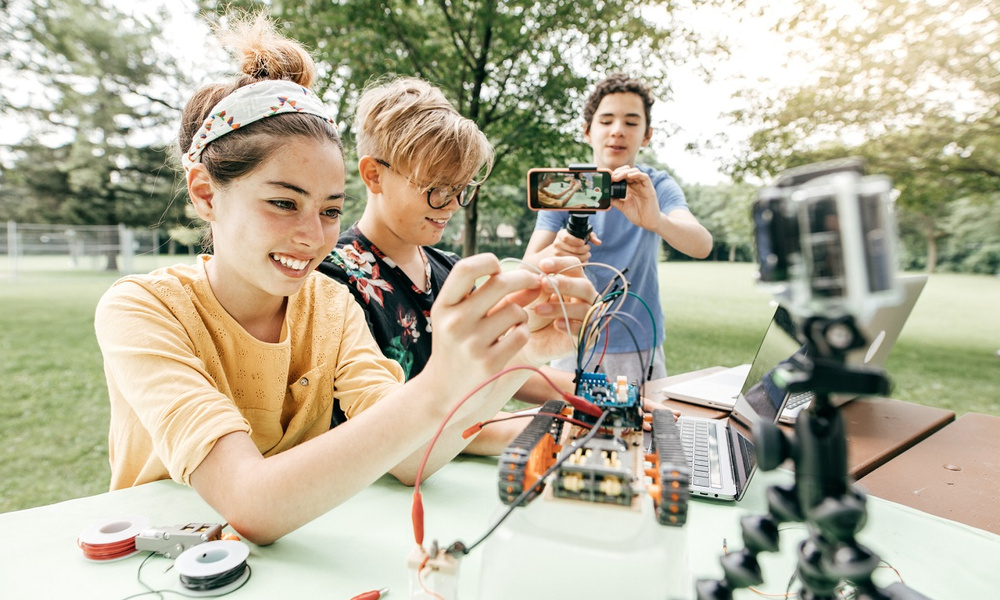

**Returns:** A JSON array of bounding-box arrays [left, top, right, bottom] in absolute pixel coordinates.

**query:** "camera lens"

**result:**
[[610, 180, 627, 199]]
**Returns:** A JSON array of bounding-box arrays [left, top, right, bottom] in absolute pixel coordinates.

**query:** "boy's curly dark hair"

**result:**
[[582, 73, 655, 134]]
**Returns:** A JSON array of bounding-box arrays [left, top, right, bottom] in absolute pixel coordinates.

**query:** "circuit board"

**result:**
[[497, 373, 690, 525], [575, 372, 643, 429]]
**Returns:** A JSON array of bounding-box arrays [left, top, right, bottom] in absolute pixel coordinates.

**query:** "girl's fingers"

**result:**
[[474, 301, 530, 347], [544, 273, 596, 299], [437, 254, 541, 317], [489, 321, 532, 359], [435, 253, 502, 307]]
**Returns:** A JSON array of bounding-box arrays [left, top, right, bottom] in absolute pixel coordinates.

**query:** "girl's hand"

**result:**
[[425, 253, 540, 391]]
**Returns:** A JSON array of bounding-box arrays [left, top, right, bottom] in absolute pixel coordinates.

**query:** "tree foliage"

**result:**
[[683, 181, 756, 262], [939, 194, 1000, 273], [728, 0, 999, 272], [732, 0, 998, 178], [201, 0, 731, 255], [0, 0, 186, 231]]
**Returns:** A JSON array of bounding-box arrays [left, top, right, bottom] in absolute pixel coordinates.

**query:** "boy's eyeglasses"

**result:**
[[374, 159, 479, 209]]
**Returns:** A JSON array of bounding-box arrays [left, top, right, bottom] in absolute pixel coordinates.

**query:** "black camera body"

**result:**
[[526, 163, 625, 212]]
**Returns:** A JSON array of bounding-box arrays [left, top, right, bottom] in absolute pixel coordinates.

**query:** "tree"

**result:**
[[201, 0, 731, 255], [0, 143, 72, 223], [0, 0, 189, 267], [938, 194, 1000, 274], [683, 181, 756, 261], [728, 0, 1000, 271]]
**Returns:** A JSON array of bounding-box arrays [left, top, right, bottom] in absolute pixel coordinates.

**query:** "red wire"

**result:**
[[411, 364, 600, 546], [78, 536, 137, 561], [417, 554, 445, 600], [463, 411, 594, 438]]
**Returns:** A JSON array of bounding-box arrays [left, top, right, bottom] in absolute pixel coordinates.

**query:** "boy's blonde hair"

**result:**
[[354, 76, 493, 189]]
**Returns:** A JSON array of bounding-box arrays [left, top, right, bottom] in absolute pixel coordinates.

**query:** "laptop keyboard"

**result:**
[[784, 391, 814, 411], [679, 419, 722, 489]]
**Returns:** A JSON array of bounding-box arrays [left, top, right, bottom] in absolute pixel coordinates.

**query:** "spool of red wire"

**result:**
[[77, 516, 150, 561]]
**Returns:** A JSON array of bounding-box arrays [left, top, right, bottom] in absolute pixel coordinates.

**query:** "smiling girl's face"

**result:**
[[191, 136, 346, 306]]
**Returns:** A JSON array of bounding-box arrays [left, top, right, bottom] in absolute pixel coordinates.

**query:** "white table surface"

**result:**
[[2, 454, 997, 599]]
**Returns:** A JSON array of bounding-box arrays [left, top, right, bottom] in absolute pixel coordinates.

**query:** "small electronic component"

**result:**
[[135, 522, 223, 558], [575, 372, 642, 429], [407, 544, 459, 600], [553, 434, 637, 506]]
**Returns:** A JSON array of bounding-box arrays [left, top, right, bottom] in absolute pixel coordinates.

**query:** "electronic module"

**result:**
[[498, 373, 690, 526]]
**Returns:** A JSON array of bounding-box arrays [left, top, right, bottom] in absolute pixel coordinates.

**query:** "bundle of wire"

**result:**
[[409, 259, 635, 545], [408, 259, 661, 573], [495, 257, 645, 385], [173, 540, 251, 596], [568, 262, 657, 391], [410, 261, 613, 548], [79, 536, 140, 561], [116, 541, 252, 600], [77, 516, 150, 561], [178, 563, 249, 592]]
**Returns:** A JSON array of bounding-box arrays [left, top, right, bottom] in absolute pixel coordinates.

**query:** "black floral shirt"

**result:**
[[318, 224, 459, 381]]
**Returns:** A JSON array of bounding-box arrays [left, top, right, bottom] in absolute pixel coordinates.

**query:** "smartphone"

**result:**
[[527, 168, 613, 211]]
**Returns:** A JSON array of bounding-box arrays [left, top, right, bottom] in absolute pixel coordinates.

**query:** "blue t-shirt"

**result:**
[[532, 165, 689, 353]]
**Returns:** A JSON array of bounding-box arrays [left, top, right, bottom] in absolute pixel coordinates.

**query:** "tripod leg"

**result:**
[[795, 535, 842, 600]]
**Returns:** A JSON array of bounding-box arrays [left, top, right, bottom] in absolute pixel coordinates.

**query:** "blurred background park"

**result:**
[[1, 0, 998, 512]]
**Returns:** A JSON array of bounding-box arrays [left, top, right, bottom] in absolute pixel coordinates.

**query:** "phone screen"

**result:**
[[527, 169, 612, 211]]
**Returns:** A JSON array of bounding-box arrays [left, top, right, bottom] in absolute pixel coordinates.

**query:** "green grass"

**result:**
[[0, 278, 117, 513], [0, 255, 187, 514], [1, 260, 997, 513], [660, 262, 1000, 417]]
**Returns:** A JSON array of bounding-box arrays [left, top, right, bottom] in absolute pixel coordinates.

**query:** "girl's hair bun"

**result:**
[[216, 11, 315, 88]]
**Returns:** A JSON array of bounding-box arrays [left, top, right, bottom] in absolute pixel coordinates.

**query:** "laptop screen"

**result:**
[[726, 305, 802, 499], [702, 276, 925, 500]]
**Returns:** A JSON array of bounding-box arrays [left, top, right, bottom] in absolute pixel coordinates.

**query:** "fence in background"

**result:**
[[1, 221, 182, 282]]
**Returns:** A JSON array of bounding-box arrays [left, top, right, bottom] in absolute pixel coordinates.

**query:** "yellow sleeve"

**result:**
[[96, 280, 250, 487], [331, 289, 405, 419]]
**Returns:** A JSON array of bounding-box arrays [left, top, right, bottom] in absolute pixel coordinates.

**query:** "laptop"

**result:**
[[662, 274, 928, 424], [673, 310, 799, 500]]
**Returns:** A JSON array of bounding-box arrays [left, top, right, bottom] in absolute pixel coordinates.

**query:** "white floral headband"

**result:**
[[182, 79, 336, 172]]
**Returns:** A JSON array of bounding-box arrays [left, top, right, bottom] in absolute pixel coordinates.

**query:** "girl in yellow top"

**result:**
[[94, 13, 594, 545]]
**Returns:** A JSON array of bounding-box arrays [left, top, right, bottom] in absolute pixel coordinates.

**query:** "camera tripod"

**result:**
[[695, 314, 930, 600]]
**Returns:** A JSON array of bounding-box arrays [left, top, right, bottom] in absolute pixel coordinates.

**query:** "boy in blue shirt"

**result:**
[[523, 73, 713, 385]]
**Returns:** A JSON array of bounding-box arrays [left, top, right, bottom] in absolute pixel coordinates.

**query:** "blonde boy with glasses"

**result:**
[[319, 76, 576, 404]]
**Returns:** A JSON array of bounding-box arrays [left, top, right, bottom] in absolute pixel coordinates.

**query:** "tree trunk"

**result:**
[[925, 235, 938, 273], [105, 249, 118, 271], [463, 202, 479, 257], [924, 222, 938, 273]]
